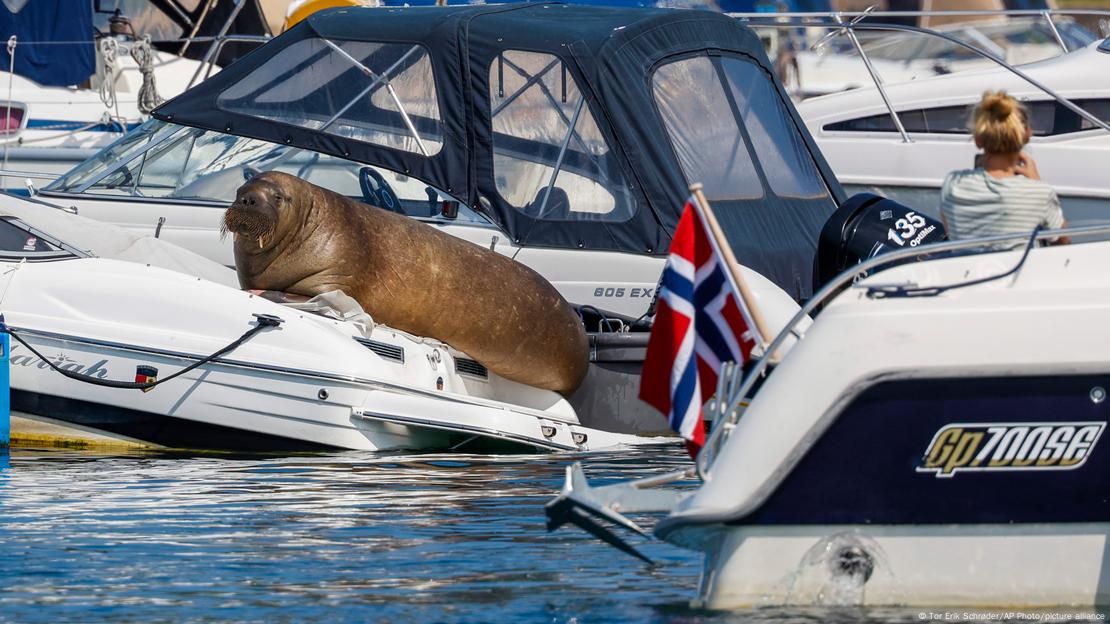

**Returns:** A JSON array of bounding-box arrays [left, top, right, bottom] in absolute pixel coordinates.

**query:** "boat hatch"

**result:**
[[152, 4, 844, 300]]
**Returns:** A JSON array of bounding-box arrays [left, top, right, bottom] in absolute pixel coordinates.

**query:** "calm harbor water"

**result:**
[[0, 445, 1051, 623]]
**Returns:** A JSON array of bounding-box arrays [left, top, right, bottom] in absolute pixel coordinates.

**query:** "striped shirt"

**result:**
[[940, 168, 1064, 243]]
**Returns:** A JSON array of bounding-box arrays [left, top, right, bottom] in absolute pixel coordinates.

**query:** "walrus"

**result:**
[[222, 171, 588, 393]]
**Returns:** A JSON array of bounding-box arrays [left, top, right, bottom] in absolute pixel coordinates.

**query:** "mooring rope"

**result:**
[[0, 313, 284, 392], [130, 36, 163, 115], [3, 35, 16, 187], [97, 37, 119, 112]]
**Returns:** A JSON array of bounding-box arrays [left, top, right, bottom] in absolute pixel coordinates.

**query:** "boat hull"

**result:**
[[2, 257, 647, 453], [655, 241, 1110, 608], [691, 522, 1110, 608]]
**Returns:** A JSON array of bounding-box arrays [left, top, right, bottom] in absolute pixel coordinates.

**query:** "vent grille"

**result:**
[[455, 357, 488, 379], [355, 337, 404, 363]]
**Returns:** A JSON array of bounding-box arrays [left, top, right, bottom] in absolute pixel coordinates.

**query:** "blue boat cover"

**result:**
[[0, 0, 95, 87]]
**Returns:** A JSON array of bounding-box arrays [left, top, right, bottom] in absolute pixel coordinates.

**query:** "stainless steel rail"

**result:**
[[696, 223, 1110, 480], [185, 0, 252, 90], [0, 169, 60, 180], [322, 38, 431, 157], [736, 9, 1110, 137], [730, 9, 1110, 19]]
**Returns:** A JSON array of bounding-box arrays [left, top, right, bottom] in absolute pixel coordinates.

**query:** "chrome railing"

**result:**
[[695, 223, 1110, 479], [733, 9, 1110, 141]]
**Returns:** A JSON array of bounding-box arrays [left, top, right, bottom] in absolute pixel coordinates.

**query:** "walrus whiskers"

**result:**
[[221, 207, 276, 245]]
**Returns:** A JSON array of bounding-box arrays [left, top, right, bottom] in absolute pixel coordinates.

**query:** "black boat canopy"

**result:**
[[154, 3, 843, 300]]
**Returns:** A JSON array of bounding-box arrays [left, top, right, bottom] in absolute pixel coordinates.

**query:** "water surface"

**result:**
[[0, 446, 1069, 623], [0, 446, 709, 622]]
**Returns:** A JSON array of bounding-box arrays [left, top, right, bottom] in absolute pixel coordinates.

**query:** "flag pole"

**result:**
[[688, 184, 775, 352]]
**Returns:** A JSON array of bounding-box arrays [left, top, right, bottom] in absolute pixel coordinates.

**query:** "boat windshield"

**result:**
[[45, 120, 490, 225], [1101, 36, 1110, 54], [0, 216, 80, 262], [862, 17, 1097, 63]]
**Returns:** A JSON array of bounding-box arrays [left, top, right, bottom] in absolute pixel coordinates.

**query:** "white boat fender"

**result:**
[[0, 312, 284, 391]]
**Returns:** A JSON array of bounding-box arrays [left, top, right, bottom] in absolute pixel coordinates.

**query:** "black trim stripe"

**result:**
[[12, 390, 335, 452]]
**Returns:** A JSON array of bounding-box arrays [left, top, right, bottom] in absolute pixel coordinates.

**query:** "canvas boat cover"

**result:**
[[0, 192, 237, 287], [0, 0, 95, 87], [155, 3, 844, 300]]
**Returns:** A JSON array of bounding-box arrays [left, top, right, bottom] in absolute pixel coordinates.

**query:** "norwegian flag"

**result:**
[[639, 196, 761, 457]]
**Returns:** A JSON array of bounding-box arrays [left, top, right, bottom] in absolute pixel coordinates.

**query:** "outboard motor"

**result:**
[[813, 193, 947, 292]]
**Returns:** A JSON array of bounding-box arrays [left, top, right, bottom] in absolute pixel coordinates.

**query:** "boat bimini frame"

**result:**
[[735, 8, 1110, 142], [546, 221, 1110, 563]]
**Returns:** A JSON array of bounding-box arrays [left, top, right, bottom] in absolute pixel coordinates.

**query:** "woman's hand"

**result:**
[[1014, 151, 1041, 180]]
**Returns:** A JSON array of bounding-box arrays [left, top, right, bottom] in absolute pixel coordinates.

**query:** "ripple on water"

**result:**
[[0, 447, 1074, 624], [0, 446, 710, 623]]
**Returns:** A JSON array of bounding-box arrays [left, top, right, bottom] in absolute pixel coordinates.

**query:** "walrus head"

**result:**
[[222, 172, 297, 248]]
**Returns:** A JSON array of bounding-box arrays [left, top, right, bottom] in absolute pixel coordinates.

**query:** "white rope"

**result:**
[[97, 37, 119, 111], [3, 35, 16, 188], [130, 35, 163, 115]]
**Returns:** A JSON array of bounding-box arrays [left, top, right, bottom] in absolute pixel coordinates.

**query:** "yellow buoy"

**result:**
[[283, 0, 372, 32]]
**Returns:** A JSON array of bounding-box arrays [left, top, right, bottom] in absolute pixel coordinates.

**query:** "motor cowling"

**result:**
[[814, 193, 946, 292]]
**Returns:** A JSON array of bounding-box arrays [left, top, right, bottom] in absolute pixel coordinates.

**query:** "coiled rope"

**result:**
[[97, 37, 119, 111], [130, 35, 163, 115]]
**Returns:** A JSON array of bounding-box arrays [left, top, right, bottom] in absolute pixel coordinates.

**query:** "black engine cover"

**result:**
[[814, 193, 947, 291]]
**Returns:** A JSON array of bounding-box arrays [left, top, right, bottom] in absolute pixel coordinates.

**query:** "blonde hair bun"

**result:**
[[980, 91, 1017, 121], [971, 90, 1029, 154]]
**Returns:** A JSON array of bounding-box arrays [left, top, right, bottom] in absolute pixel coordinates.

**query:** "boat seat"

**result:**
[[525, 186, 571, 220]]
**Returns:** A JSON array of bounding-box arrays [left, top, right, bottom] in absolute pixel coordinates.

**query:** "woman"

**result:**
[[940, 91, 1068, 245]]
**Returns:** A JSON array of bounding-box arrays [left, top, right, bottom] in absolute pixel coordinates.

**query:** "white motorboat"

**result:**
[[0, 0, 270, 181], [2, 4, 844, 447], [0, 195, 662, 452], [546, 211, 1110, 606], [779, 15, 1098, 100], [796, 32, 1110, 226], [31, 4, 839, 319]]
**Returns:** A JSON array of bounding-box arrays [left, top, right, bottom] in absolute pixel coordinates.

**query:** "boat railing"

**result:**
[[0, 169, 59, 180], [696, 222, 1110, 480], [731, 8, 1110, 142], [181, 34, 271, 90]]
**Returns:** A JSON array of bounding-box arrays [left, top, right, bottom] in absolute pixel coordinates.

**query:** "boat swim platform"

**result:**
[[8, 413, 158, 451]]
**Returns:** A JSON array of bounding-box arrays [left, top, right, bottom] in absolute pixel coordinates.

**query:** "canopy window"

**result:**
[[488, 50, 635, 223], [650, 52, 835, 299], [652, 56, 764, 202], [720, 57, 827, 199], [217, 38, 443, 156], [652, 54, 828, 203]]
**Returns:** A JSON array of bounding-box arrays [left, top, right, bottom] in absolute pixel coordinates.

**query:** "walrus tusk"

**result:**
[[258, 236, 264, 249]]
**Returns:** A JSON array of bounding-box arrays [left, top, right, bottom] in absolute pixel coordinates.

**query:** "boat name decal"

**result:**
[[592, 287, 654, 299], [8, 344, 110, 379], [917, 422, 1104, 478]]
